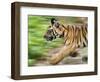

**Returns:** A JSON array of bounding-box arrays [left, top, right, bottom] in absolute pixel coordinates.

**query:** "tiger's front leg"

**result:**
[[49, 44, 76, 65]]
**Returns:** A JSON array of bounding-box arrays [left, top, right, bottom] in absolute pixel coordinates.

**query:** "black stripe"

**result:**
[[82, 26, 88, 44], [52, 29, 57, 38]]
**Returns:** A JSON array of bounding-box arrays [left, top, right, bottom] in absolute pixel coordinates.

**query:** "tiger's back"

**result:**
[[63, 24, 88, 48]]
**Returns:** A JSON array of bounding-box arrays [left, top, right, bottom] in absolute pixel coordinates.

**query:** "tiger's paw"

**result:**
[[48, 54, 61, 65]]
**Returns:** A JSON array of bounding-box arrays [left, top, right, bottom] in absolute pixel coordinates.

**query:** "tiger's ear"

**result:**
[[51, 18, 60, 28], [51, 18, 57, 25]]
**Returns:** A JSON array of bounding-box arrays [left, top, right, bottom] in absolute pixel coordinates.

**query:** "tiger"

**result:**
[[44, 18, 88, 65]]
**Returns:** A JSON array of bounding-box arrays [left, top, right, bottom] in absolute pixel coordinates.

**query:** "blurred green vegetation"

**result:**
[[28, 15, 87, 66]]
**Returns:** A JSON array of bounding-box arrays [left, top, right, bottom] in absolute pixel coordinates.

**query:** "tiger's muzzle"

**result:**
[[44, 29, 56, 41], [44, 35, 54, 41]]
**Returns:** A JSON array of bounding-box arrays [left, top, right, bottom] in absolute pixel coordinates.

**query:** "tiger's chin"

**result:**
[[45, 38, 53, 41]]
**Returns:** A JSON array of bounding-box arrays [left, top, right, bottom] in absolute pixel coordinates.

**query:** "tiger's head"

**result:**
[[44, 18, 65, 41]]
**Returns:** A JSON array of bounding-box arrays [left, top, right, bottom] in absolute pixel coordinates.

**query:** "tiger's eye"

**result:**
[[48, 29, 53, 33]]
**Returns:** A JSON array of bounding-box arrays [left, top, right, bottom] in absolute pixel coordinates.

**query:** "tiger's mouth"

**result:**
[[44, 36, 53, 41], [44, 35, 56, 41], [47, 37, 53, 41]]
